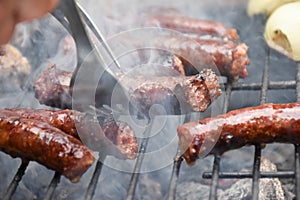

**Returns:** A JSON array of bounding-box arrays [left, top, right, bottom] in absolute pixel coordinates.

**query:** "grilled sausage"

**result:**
[[0, 116, 94, 182], [34, 65, 72, 109], [35, 66, 221, 115], [184, 39, 249, 80], [5, 108, 138, 160], [118, 68, 221, 114], [177, 103, 300, 165], [154, 36, 249, 80], [145, 15, 239, 41]]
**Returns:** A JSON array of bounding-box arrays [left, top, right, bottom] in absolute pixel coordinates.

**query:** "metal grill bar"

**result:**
[[259, 46, 270, 105], [126, 121, 154, 200], [295, 145, 300, 199], [208, 82, 233, 200], [296, 63, 300, 102], [166, 114, 191, 200], [166, 148, 183, 200], [44, 172, 61, 200], [85, 156, 105, 200], [297, 63, 300, 100], [209, 154, 221, 200], [126, 137, 150, 200], [294, 63, 300, 199], [222, 83, 233, 114], [231, 81, 296, 90], [203, 171, 295, 179], [251, 145, 262, 200], [3, 160, 29, 200], [251, 46, 270, 200]]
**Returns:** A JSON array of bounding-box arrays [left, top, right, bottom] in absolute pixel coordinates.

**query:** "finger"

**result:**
[[0, 1, 16, 44], [0, 16, 16, 45], [14, 0, 59, 23]]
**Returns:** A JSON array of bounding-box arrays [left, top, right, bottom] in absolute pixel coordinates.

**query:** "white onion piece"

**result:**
[[264, 2, 300, 61]]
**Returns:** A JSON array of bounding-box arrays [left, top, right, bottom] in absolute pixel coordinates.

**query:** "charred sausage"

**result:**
[[154, 36, 249, 80], [0, 116, 94, 182], [185, 39, 249, 80], [35, 66, 221, 114], [117, 68, 222, 114], [177, 103, 300, 165], [5, 108, 138, 160]]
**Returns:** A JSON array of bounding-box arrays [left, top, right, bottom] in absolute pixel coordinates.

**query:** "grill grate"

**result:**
[[2, 4, 300, 200], [2, 48, 300, 200]]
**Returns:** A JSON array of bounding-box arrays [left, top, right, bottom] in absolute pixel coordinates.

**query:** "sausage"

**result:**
[[34, 65, 72, 109], [145, 15, 239, 41], [177, 103, 300, 165], [0, 116, 94, 183], [35, 66, 221, 114], [184, 39, 249, 80], [33, 65, 138, 159], [6, 108, 138, 160], [154, 36, 249, 80], [117, 68, 222, 114]]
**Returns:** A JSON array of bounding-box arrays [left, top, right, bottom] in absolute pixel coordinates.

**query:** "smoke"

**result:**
[[0, 0, 297, 199]]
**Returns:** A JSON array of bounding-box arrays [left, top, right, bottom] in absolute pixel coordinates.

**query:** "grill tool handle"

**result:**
[[55, 0, 125, 111]]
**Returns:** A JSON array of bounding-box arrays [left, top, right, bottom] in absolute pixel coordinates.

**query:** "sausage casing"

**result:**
[[145, 15, 239, 41], [0, 116, 94, 182], [6, 108, 138, 160], [177, 103, 300, 165]]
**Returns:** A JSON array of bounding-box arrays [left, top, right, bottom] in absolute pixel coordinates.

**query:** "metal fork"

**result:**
[[52, 0, 125, 110]]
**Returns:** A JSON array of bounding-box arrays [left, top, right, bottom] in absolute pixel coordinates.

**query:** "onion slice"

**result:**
[[264, 2, 300, 61]]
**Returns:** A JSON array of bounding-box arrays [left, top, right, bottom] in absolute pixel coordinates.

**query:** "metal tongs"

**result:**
[[52, 0, 124, 111]]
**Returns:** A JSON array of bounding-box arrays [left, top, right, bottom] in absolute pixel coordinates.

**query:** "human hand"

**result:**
[[0, 0, 59, 45]]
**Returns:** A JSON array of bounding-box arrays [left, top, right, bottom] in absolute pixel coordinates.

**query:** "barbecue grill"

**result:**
[[0, 0, 299, 199]]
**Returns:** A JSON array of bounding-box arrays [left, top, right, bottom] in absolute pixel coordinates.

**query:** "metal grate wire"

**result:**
[[208, 82, 233, 200], [85, 156, 105, 200], [166, 114, 191, 200], [44, 172, 61, 200], [3, 160, 29, 200], [126, 121, 154, 200], [126, 137, 150, 200], [3, 62, 299, 200], [3, 5, 300, 200], [250, 45, 270, 200], [294, 63, 300, 199]]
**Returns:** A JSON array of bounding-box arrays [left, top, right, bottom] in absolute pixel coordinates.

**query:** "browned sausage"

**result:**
[[118, 68, 222, 114], [145, 15, 239, 41], [35, 66, 221, 114], [5, 108, 138, 160], [34, 65, 72, 109], [185, 39, 249, 80], [0, 116, 94, 183], [154, 36, 249, 80], [177, 103, 300, 165]]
